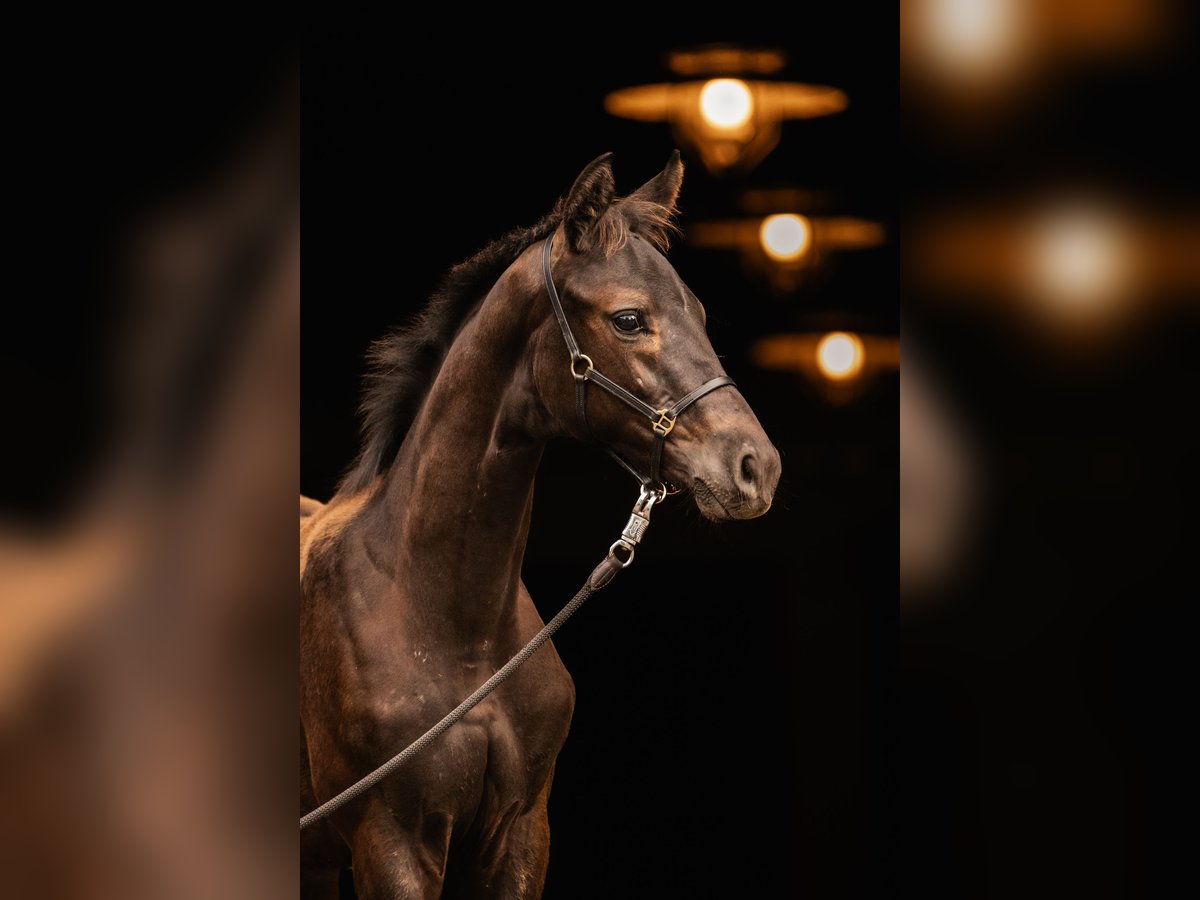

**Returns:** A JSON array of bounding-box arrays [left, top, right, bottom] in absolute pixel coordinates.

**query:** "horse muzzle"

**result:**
[[688, 435, 781, 521]]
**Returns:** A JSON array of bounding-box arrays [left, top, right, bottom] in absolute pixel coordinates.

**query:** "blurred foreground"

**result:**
[[0, 51, 298, 899], [902, 1, 1197, 893]]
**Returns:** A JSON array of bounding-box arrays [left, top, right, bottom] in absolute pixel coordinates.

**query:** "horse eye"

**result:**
[[612, 311, 643, 333]]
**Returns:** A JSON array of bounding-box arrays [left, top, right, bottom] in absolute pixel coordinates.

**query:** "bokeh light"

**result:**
[[606, 58, 846, 175], [816, 331, 865, 380], [916, 0, 1026, 80], [1028, 202, 1131, 318], [759, 213, 813, 262], [699, 78, 754, 129]]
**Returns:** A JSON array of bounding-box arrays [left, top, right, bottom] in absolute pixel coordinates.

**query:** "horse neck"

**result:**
[[375, 262, 548, 642]]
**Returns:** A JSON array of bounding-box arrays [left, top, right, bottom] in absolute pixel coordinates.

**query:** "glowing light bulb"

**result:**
[[816, 332, 865, 381], [759, 214, 812, 262], [699, 79, 754, 130]]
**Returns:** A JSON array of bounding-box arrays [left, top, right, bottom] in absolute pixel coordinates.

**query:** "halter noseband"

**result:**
[[542, 232, 736, 493]]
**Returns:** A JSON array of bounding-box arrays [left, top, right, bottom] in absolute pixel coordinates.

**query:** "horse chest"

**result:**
[[372, 654, 575, 817]]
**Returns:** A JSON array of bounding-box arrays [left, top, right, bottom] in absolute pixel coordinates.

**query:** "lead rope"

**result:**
[[300, 484, 663, 830]]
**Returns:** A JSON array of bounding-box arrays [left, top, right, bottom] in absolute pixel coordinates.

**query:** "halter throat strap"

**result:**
[[541, 232, 736, 490]]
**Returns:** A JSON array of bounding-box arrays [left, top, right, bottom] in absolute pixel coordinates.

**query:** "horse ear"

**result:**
[[627, 149, 683, 215], [558, 152, 616, 252]]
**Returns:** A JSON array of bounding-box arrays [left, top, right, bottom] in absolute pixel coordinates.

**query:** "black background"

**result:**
[[304, 18, 896, 899]]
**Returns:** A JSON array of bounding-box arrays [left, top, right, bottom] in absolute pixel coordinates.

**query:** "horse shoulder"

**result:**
[[300, 489, 372, 580], [507, 582, 577, 745]]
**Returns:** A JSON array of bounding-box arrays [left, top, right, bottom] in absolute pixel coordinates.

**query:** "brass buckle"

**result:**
[[569, 354, 593, 381], [651, 409, 676, 437]]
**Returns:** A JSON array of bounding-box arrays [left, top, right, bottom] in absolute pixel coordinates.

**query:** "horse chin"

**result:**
[[690, 477, 769, 522]]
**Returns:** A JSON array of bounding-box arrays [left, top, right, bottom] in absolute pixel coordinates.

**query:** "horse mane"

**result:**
[[336, 195, 678, 496]]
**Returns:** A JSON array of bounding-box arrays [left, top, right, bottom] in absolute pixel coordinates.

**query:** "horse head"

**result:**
[[532, 152, 781, 520]]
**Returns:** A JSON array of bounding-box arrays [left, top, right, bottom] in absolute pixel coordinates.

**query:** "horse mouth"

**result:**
[[691, 478, 737, 521], [691, 476, 773, 521]]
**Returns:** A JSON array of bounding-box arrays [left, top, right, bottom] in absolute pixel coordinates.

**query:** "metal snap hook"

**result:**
[[607, 539, 636, 568], [635, 482, 666, 514]]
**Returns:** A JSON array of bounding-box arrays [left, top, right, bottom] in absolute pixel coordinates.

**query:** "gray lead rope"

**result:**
[[300, 485, 663, 830]]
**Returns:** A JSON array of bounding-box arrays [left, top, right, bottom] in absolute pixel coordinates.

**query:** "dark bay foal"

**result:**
[[300, 153, 781, 899]]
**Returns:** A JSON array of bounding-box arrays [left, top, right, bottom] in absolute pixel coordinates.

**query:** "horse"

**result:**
[[300, 152, 781, 899]]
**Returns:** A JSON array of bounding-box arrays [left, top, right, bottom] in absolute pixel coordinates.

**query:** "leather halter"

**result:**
[[542, 232, 736, 492]]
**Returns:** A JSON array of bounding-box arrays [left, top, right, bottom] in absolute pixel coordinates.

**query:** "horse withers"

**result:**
[[300, 152, 781, 899]]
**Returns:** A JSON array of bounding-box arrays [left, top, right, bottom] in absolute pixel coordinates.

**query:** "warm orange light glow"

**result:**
[[916, 0, 1026, 79], [603, 84, 676, 121], [667, 46, 785, 76], [606, 82, 845, 124], [1029, 204, 1130, 316], [699, 79, 754, 129], [759, 214, 812, 262], [605, 79, 846, 175], [815, 217, 888, 249], [750, 333, 898, 392], [903, 0, 1169, 103], [816, 332, 865, 381], [689, 215, 883, 254]]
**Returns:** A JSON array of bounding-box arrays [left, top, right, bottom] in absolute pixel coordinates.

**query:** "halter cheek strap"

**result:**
[[542, 232, 736, 491]]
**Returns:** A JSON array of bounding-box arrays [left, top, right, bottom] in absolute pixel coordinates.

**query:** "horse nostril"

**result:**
[[739, 452, 758, 486]]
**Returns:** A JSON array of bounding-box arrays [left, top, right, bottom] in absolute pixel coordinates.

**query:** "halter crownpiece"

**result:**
[[542, 232, 736, 492]]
